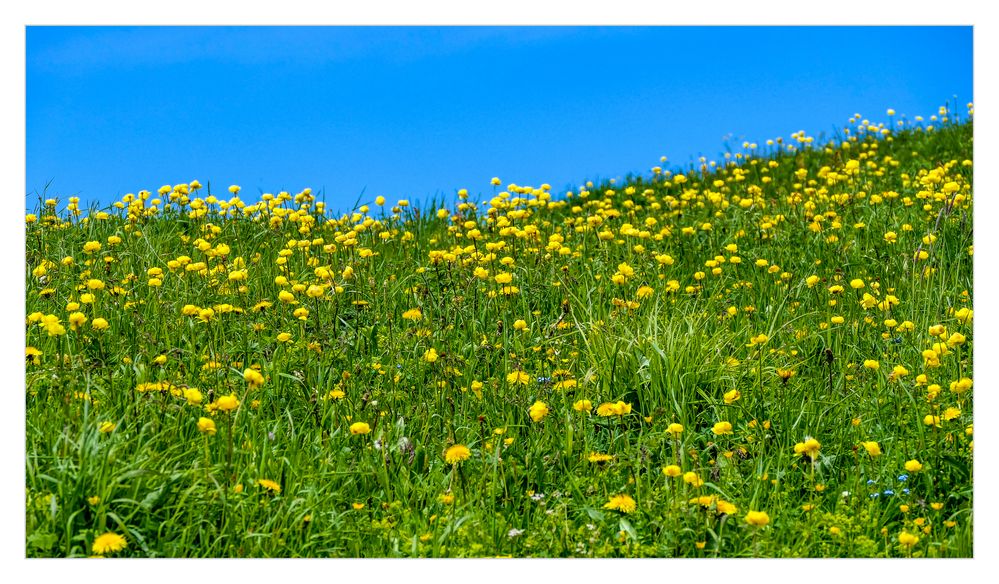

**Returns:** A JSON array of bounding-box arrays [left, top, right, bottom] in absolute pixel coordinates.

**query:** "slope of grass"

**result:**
[[25, 109, 973, 557]]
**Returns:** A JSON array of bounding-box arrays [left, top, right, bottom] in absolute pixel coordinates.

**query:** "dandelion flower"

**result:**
[[861, 441, 882, 457], [215, 394, 239, 412], [445, 444, 471, 464], [712, 421, 733, 435], [745, 510, 770, 526], [197, 417, 217, 435], [244, 368, 265, 388], [92, 532, 127, 555], [898, 531, 919, 547], [529, 401, 550, 422], [603, 494, 637, 513]]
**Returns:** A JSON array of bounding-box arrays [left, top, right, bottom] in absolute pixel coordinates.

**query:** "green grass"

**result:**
[[25, 110, 973, 557]]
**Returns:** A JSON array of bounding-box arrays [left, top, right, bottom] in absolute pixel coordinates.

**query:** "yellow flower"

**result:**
[[196, 417, 217, 435], [863, 359, 880, 370], [423, 348, 439, 363], [244, 368, 265, 388], [904, 459, 923, 472], [444, 444, 471, 464], [596, 401, 632, 417], [257, 478, 281, 493], [667, 423, 684, 436], [506, 370, 530, 385], [216, 394, 239, 412], [26, 346, 42, 366], [98, 421, 115, 434], [68, 312, 87, 331], [91, 532, 127, 555], [745, 510, 770, 527], [683, 471, 704, 487], [898, 531, 919, 547], [950, 377, 973, 394], [513, 319, 528, 331], [662, 465, 682, 477], [402, 308, 423, 321], [793, 438, 821, 459], [91, 318, 109, 331], [712, 421, 733, 436], [350, 422, 371, 435], [529, 400, 550, 422], [603, 494, 637, 513], [723, 389, 741, 404], [861, 441, 881, 456], [183, 388, 203, 405], [573, 399, 592, 413], [588, 452, 614, 463], [276, 332, 292, 343]]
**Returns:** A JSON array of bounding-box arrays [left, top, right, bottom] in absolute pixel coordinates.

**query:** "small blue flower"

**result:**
[[902, 488, 910, 495], [898, 474, 909, 482], [870, 493, 880, 499], [866, 479, 877, 486], [883, 489, 895, 496], [537, 376, 551, 384]]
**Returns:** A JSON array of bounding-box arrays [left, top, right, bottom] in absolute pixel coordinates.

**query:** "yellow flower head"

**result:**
[[444, 444, 471, 465], [196, 417, 217, 435], [603, 493, 637, 513], [745, 510, 770, 527], [215, 394, 239, 412], [244, 368, 265, 388], [529, 400, 550, 422], [861, 441, 881, 457], [712, 421, 733, 436], [596, 401, 632, 417], [92, 532, 127, 555], [793, 438, 821, 459]]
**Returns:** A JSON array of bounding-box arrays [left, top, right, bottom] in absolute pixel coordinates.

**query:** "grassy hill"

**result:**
[[25, 107, 973, 557]]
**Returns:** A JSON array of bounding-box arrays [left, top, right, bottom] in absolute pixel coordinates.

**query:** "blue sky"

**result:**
[[26, 26, 973, 211]]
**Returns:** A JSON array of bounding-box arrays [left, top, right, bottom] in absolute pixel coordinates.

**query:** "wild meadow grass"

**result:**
[[25, 106, 972, 557]]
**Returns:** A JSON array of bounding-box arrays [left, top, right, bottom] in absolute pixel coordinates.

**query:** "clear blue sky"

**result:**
[[27, 26, 973, 210]]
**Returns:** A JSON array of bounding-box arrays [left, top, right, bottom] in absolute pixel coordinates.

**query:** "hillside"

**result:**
[[25, 108, 973, 558]]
